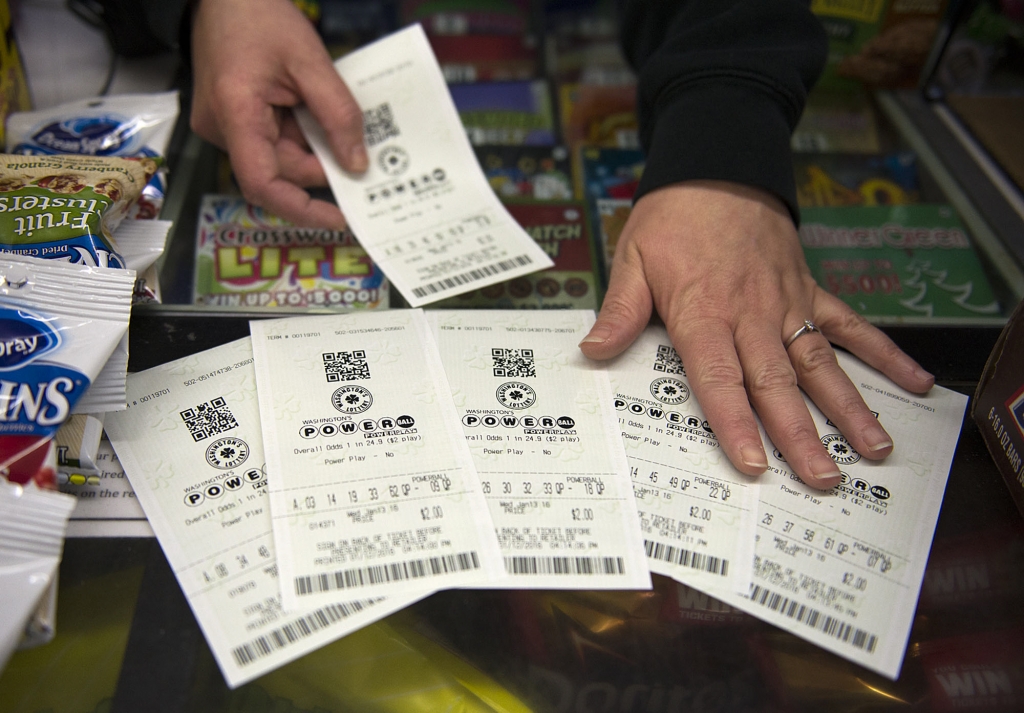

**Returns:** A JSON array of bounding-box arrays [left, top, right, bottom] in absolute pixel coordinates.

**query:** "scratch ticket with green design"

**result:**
[[0, 154, 154, 269], [799, 204, 1002, 322]]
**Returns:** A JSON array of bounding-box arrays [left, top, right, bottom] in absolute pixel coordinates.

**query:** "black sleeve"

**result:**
[[618, 0, 827, 223], [76, 0, 193, 58]]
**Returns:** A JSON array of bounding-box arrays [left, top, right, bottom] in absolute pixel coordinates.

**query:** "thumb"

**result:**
[[297, 57, 369, 175], [579, 249, 653, 360]]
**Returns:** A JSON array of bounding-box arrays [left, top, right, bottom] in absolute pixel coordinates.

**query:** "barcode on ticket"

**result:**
[[504, 556, 626, 576], [411, 254, 533, 299], [749, 584, 878, 652], [231, 600, 374, 667], [644, 540, 729, 576], [294, 551, 480, 596]]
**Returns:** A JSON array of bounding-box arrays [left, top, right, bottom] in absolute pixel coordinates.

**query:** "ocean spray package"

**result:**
[[5, 91, 179, 220], [69, 220, 175, 417], [0, 254, 134, 487], [0, 154, 155, 268], [114, 218, 173, 304], [0, 479, 77, 673]]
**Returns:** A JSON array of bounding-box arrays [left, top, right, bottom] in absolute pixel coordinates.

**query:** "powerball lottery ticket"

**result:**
[[249, 310, 503, 609], [605, 324, 758, 594], [296, 24, 553, 307], [426, 310, 651, 590], [104, 338, 419, 688], [706, 350, 968, 679]]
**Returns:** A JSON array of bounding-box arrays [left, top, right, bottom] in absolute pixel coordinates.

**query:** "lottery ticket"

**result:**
[[104, 338, 417, 688], [296, 24, 553, 307], [705, 351, 968, 679], [249, 310, 502, 609], [605, 325, 758, 594], [426, 310, 650, 590]]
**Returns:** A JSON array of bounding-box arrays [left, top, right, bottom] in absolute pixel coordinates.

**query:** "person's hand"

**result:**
[[190, 0, 366, 228], [580, 180, 935, 489]]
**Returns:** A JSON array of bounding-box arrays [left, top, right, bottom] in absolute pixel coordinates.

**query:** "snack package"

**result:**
[[66, 219, 173, 417], [5, 91, 179, 220], [0, 478, 77, 673], [0, 154, 156, 269], [0, 254, 134, 488], [55, 414, 105, 476], [114, 218, 172, 304]]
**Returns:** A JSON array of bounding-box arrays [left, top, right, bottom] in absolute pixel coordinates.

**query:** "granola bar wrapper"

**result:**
[[0, 154, 156, 269], [0, 254, 134, 488], [5, 91, 179, 220]]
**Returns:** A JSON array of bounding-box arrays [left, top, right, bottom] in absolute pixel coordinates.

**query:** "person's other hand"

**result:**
[[580, 181, 935, 489], [190, 0, 365, 228]]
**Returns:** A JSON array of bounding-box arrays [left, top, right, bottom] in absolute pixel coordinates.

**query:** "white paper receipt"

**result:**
[[296, 24, 553, 307], [427, 310, 650, 590], [708, 351, 968, 679], [250, 310, 502, 608], [606, 325, 758, 594], [104, 338, 414, 688]]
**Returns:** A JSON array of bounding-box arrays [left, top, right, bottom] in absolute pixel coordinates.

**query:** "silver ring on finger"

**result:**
[[784, 320, 819, 349]]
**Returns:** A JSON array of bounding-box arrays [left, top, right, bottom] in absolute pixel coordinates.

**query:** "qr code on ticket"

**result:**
[[323, 350, 371, 382], [181, 397, 239, 442], [363, 103, 399, 147], [492, 348, 535, 378], [654, 344, 685, 376]]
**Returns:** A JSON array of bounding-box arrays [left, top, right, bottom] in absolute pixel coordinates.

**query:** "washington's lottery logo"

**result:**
[[205, 437, 250, 469], [650, 377, 689, 405], [496, 381, 537, 410], [332, 384, 373, 414], [822, 433, 861, 465], [378, 146, 409, 176]]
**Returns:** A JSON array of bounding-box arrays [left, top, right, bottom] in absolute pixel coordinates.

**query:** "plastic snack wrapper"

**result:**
[[0, 153, 157, 269], [5, 91, 179, 220], [71, 220, 173, 415], [55, 414, 104, 477], [0, 478, 77, 674], [114, 218, 172, 303], [0, 254, 134, 488]]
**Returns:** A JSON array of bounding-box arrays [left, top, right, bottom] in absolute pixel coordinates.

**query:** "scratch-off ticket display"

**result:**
[[607, 325, 759, 595], [427, 309, 650, 590], [250, 310, 503, 609], [104, 338, 416, 688], [192, 195, 388, 310]]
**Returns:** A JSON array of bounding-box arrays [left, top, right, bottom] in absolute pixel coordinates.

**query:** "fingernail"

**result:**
[[740, 444, 768, 471], [808, 453, 840, 485], [915, 367, 934, 384], [864, 427, 893, 454], [579, 325, 611, 346], [350, 144, 369, 173]]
